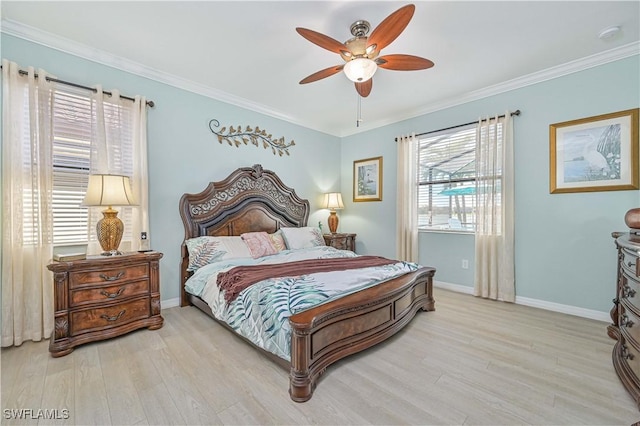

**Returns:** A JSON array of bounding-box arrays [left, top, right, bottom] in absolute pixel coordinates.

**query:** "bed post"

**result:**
[[289, 328, 314, 402], [180, 243, 191, 307]]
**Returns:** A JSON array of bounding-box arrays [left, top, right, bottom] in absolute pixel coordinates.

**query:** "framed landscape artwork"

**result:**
[[353, 156, 383, 202], [549, 108, 639, 193]]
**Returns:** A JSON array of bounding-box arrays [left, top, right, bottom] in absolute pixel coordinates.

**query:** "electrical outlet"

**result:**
[[462, 259, 469, 269]]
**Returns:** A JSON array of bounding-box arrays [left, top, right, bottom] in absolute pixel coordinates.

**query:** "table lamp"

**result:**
[[82, 174, 136, 255], [323, 192, 344, 234]]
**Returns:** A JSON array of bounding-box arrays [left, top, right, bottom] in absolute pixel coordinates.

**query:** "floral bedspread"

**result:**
[[184, 246, 420, 361]]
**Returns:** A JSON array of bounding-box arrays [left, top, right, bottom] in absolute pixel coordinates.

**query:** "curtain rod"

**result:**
[[0, 65, 155, 107], [395, 109, 521, 142]]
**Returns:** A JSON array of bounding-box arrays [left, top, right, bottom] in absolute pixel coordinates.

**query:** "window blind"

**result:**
[[418, 123, 477, 231], [50, 87, 134, 245]]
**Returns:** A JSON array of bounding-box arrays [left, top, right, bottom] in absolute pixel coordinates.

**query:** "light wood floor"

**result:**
[[2, 288, 639, 425]]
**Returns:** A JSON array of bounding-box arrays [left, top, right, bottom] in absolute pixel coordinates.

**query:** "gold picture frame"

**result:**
[[550, 108, 639, 194], [353, 156, 383, 202]]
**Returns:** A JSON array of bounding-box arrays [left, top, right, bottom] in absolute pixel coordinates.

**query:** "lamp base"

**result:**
[[97, 207, 124, 255], [328, 211, 339, 234]]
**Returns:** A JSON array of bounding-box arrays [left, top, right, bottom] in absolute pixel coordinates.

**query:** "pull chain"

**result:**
[[356, 94, 363, 127]]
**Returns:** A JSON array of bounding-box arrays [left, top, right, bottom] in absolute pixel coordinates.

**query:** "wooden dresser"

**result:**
[[323, 233, 356, 252], [610, 232, 640, 409], [47, 252, 163, 357]]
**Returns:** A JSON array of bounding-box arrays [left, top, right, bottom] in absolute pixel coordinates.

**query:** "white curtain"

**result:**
[[396, 132, 418, 262], [474, 112, 515, 302], [130, 95, 150, 252], [1, 60, 55, 346], [86, 86, 149, 254]]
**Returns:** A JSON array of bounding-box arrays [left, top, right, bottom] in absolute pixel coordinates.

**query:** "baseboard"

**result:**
[[434, 280, 474, 295], [161, 297, 180, 309], [434, 280, 610, 322]]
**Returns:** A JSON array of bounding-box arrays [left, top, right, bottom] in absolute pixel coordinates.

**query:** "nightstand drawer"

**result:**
[[323, 233, 356, 252], [70, 297, 150, 336], [70, 279, 150, 307], [69, 264, 149, 288]]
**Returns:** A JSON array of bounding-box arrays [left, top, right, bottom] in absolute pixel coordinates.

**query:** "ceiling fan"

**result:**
[[296, 4, 434, 98]]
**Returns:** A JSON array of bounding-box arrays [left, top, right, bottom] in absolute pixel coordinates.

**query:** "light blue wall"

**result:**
[[1, 34, 341, 302], [341, 55, 640, 313]]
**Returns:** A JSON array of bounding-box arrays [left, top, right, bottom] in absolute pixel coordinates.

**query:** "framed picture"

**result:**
[[550, 108, 639, 193], [353, 156, 383, 202]]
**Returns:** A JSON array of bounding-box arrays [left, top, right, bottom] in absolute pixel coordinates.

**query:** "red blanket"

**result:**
[[217, 256, 398, 303]]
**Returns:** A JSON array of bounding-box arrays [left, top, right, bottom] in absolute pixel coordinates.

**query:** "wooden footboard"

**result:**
[[288, 266, 435, 402]]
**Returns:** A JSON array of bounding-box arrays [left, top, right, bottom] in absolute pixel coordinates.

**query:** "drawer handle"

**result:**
[[628, 261, 636, 268], [100, 287, 125, 299], [622, 286, 637, 299], [100, 310, 126, 322], [622, 344, 635, 360], [621, 314, 635, 328], [99, 272, 124, 282]]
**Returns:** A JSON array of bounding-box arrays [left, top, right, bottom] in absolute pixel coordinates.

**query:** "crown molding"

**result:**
[[3, 19, 638, 139], [339, 40, 640, 137], [0, 19, 331, 136]]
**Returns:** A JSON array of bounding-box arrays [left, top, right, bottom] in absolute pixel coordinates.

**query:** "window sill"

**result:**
[[418, 229, 474, 235]]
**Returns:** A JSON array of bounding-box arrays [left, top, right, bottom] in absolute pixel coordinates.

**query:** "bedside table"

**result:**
[[323, 233, 356, 252], [47, 252, 163, 357]]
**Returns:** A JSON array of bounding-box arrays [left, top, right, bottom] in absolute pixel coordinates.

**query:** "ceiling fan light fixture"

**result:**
[[344, 57, 377, 82]]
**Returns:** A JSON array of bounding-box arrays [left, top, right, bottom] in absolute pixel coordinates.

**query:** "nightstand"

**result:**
[[323, 233, 356, 252], [47, 252, 163, 357]]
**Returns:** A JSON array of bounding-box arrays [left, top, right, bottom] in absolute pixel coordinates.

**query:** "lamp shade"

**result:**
[[324, 192, 344, 210], [82, 174, 136, 207], [343, 58, 378, 83]]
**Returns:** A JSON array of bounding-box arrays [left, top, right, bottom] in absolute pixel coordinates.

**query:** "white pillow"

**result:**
[[280, 226, 325, 250], [185, 236, 251, 271]]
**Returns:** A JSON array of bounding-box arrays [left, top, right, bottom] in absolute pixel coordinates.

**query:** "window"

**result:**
[[418, 123, 478, 232], [50, 87, 134, 245]]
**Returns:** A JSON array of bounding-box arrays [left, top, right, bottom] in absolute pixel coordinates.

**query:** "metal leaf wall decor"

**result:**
[[209, 119, 295, 156]]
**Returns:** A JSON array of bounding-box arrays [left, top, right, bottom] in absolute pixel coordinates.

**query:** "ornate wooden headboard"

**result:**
[[178, 164, 310, 305]]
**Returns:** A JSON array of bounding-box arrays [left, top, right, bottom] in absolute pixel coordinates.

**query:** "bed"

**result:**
[[179, 164, 435, 402]]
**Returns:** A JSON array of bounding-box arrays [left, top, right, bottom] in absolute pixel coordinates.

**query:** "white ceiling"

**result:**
[[2, 1, 639, 137]]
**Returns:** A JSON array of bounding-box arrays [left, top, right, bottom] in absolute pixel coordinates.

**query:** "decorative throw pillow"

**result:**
[[185, 236, 251, 271], [241, 232, 278, 258], [280, 226, 325, 250], [185, 237, 226, 271], [269, 229, 287, 252]]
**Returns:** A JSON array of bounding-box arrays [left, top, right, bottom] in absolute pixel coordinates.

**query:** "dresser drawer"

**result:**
[[69, 279, 150, 308], [621, 298, 640, 344], [620, 335, 640, 379], [621, 271, 640, 310], [70, 297, 150, 336], [69, 264, 149, 288], [621, 247, 640, 277]]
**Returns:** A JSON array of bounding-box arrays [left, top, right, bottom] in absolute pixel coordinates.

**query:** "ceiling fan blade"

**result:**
[[376, 54, 434, 71], [299, 65, 344, 84], [355, 79, 373, 97], [366, 4, 415, 54], [296, 27, 350, 55]]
